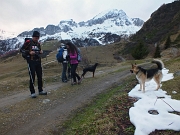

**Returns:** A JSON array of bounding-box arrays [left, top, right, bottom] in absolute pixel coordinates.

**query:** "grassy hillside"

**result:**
[[131, 1, 180, 45], [39, 32, 180, 135], [0, 41, 120, 97], [53, 57, 180, 135], [1, 2, 180, 134], [117, 1, 180, 59], [0, 31, 179, 98], [0, 38, 180, 134]]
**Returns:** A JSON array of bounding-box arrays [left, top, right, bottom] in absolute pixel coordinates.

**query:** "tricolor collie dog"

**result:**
[[130, 59, 164, 93]]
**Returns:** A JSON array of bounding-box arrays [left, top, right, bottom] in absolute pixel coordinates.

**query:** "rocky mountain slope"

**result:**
[[131, 0, 180, 44], [120, 0, 180, 58], [0, 9, 144, 54]]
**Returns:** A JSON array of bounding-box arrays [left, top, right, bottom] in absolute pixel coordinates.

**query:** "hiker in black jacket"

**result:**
[[20, 31, 47, 98]]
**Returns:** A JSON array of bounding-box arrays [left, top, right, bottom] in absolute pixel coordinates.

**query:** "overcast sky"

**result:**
[[0, 0, 173, 34]]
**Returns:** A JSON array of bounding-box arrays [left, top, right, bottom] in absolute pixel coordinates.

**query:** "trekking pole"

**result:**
[[69, 64, 73, 86], [69, 65, 73, 86], [28, 63, 35, 91], [42, 65, 46, 91]]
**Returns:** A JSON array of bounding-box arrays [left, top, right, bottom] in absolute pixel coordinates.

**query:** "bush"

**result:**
[[164, 36, 171, 49], [174, 34, 180, 44], [154, 44, 161, 58], [131, 41, 149, 59]]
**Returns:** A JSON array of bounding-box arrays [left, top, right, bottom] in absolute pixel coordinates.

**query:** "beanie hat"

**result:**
[[32, 31, 40, 37]]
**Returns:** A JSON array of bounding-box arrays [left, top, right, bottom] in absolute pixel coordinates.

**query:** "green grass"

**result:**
[[148, 57, 180, 135], [50, 76, 137, 135], [173, 33, 180, 45], [1, 39, 180, 134], [41, 40, 60, 50], [48, 58, 180, 135], [161, 57, 180, 100]]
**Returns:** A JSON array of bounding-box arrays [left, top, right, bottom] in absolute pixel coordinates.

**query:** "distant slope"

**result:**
[[131, 1, 180, 44]]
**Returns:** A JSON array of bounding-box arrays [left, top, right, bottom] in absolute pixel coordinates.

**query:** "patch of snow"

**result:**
[[128, 68, 180, 135]]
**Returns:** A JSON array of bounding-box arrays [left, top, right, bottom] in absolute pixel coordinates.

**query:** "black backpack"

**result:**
[[20, 38, 32, 60]]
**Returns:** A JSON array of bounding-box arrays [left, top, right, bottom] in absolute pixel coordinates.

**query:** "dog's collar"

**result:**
[[136, 70, 140, 75]]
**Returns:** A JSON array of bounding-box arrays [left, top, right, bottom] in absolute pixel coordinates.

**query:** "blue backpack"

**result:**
[[56, 48, 64, 63]]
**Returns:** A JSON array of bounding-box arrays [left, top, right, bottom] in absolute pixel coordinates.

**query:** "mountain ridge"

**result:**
[[18, 9, 143, 38], [120, 0, 180, 59], [0, 9, 144, 54], [130, 1, 180, 44]]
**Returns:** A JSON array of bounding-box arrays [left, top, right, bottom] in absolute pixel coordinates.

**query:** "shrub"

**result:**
[[154, 44, 161, 58], [164, 36, 171, 49], [131, 41, 149, 59]]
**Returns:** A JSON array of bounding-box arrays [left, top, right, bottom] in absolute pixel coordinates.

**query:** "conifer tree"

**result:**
[[131, 41, 149, 59], [164, 36, 171, 49], [154, 44, 161, 58]]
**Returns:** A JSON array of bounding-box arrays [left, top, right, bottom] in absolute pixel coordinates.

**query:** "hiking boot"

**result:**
[[39, 91, 47, 95], [31, 93, 37, 98], [62, 80, 67, 83]]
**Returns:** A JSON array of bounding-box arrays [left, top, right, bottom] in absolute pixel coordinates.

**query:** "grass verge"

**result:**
[[50, 58, 180, 135], [50, 76, 137, 135], [149, 57, 180, 135]]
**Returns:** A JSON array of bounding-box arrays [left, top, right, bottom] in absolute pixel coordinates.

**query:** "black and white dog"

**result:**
[[81, 63, 98, 78]]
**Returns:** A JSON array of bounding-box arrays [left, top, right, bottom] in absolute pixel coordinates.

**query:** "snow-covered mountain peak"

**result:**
[[58, 19, 77, 31], [59, 19, 76, 26], [93, 9, 127, 20], [0, 9, 144, 54]]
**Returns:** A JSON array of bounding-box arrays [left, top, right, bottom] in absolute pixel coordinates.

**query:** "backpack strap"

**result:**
[[25, 39, 33, 60], [20, 39, 32, 59], [21, 40, 30, 50]]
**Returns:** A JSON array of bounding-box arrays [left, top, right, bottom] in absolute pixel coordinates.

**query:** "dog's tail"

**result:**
[[152, 59, 164, 70]]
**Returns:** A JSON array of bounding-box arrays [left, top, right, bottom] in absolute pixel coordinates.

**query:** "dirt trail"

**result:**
[[0, 65, 131, 135], [0, 83, 66, 108]]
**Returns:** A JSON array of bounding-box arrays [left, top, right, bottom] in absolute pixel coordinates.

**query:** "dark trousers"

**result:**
[[71, 64, 80, 82], [62, 63, 67, 81], [28, 60, 43, 94]]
